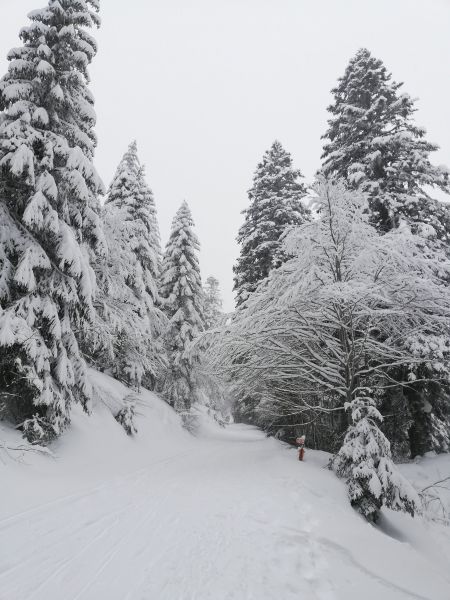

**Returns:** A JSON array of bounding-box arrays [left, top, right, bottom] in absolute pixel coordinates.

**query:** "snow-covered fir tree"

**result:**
[[321, 48, 450, 237], [92, 141, 164, 390], [203, 276, 223, 329], [233, 140, 309, 306], [160, 201, 204, 412], [105, 143, 161, 306], [135, 166, 162, 285], [105, 140, 140, 210], [332, 395, 419, 522], [0, 0, 105, 443]]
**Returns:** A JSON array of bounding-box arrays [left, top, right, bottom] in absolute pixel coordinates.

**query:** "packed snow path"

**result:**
[[1, 420, 450, 600]]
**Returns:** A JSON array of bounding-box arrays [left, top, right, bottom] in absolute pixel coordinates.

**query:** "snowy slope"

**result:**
[[0, 371, 449, 600]]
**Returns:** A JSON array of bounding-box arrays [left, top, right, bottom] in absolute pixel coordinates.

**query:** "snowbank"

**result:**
[[0, 370, 192, 517]]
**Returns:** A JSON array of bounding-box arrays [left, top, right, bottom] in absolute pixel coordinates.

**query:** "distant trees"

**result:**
[[233, 141, 309, 307], [0, 0, 104, 442], [203, 276, 223, 329]]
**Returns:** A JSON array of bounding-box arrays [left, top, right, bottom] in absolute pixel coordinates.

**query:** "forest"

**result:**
[[0, 0, 449, 527]]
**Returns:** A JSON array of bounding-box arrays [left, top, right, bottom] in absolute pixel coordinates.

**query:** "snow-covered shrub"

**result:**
[[22, 415, 57, 446], [115, 396, 138, 436], [179, 410, 200, 435], [419, 477, 450, 526]]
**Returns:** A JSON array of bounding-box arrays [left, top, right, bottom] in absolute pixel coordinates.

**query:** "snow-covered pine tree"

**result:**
[[104, 141, 162, 292], [332, 396, 419, 522], [233, 140, 309, 307], [104, 140, 140, 210], [0, 0, 105, 443], [160, 201, 204, 412], [93, 142, 165, 390], [321, 48, 450, 237], [134, 165, 162, 299], [203, 276, 223, 329]]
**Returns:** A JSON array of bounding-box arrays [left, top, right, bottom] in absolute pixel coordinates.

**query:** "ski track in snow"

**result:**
[[1, 422, 449, 600], [0, 428, 334, 600]]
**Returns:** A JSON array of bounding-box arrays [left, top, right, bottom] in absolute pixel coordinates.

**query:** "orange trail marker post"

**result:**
[[295, 436, 306, 461]]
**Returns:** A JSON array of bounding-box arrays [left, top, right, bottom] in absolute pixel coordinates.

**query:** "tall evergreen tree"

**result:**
[[233, 141, 309, 307], [203, 276, 223, 329], [160, 201, 204, 412], [0, 0, 104, 443], [92, 142, 164, 389], [105, 142, 161, 287], [134, 165, 162, 295], [321, 48, 450, 237]]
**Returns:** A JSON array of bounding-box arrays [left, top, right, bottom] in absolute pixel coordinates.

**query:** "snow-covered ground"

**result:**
[[1, 372, 449, 600]]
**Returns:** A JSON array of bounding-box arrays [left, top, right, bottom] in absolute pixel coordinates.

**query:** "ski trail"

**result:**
[[1, 424, 449, 600], [0, 450, 199, 600], [0, 450, 187, 530], [27, 504, 134, 600]]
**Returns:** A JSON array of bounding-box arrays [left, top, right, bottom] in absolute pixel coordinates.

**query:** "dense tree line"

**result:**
[[222, 48, 450, 520], [0, 1, 223, 443]]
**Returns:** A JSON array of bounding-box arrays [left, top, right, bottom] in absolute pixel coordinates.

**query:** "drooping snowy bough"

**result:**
[[212, 178, 450, 520]]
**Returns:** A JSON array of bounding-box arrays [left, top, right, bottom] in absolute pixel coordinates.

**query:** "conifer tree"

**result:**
[[105, 140, 140, 211], [332, 396, 419, 522], [233, 141, 309, 306], [322, 48, 450, 237], [93, 142, 164, 389], [203, 276, 223, 329], [134, 166, 162, 296], [105, 142, 161, 290], [0, 0, 104, 443], [160, 201, 204, 412]]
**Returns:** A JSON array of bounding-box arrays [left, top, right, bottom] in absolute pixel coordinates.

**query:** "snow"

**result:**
[[0, 370, 449, 600]]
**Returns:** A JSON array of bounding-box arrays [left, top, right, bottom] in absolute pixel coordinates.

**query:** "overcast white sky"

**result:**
[[1, 0, 449, 311]]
